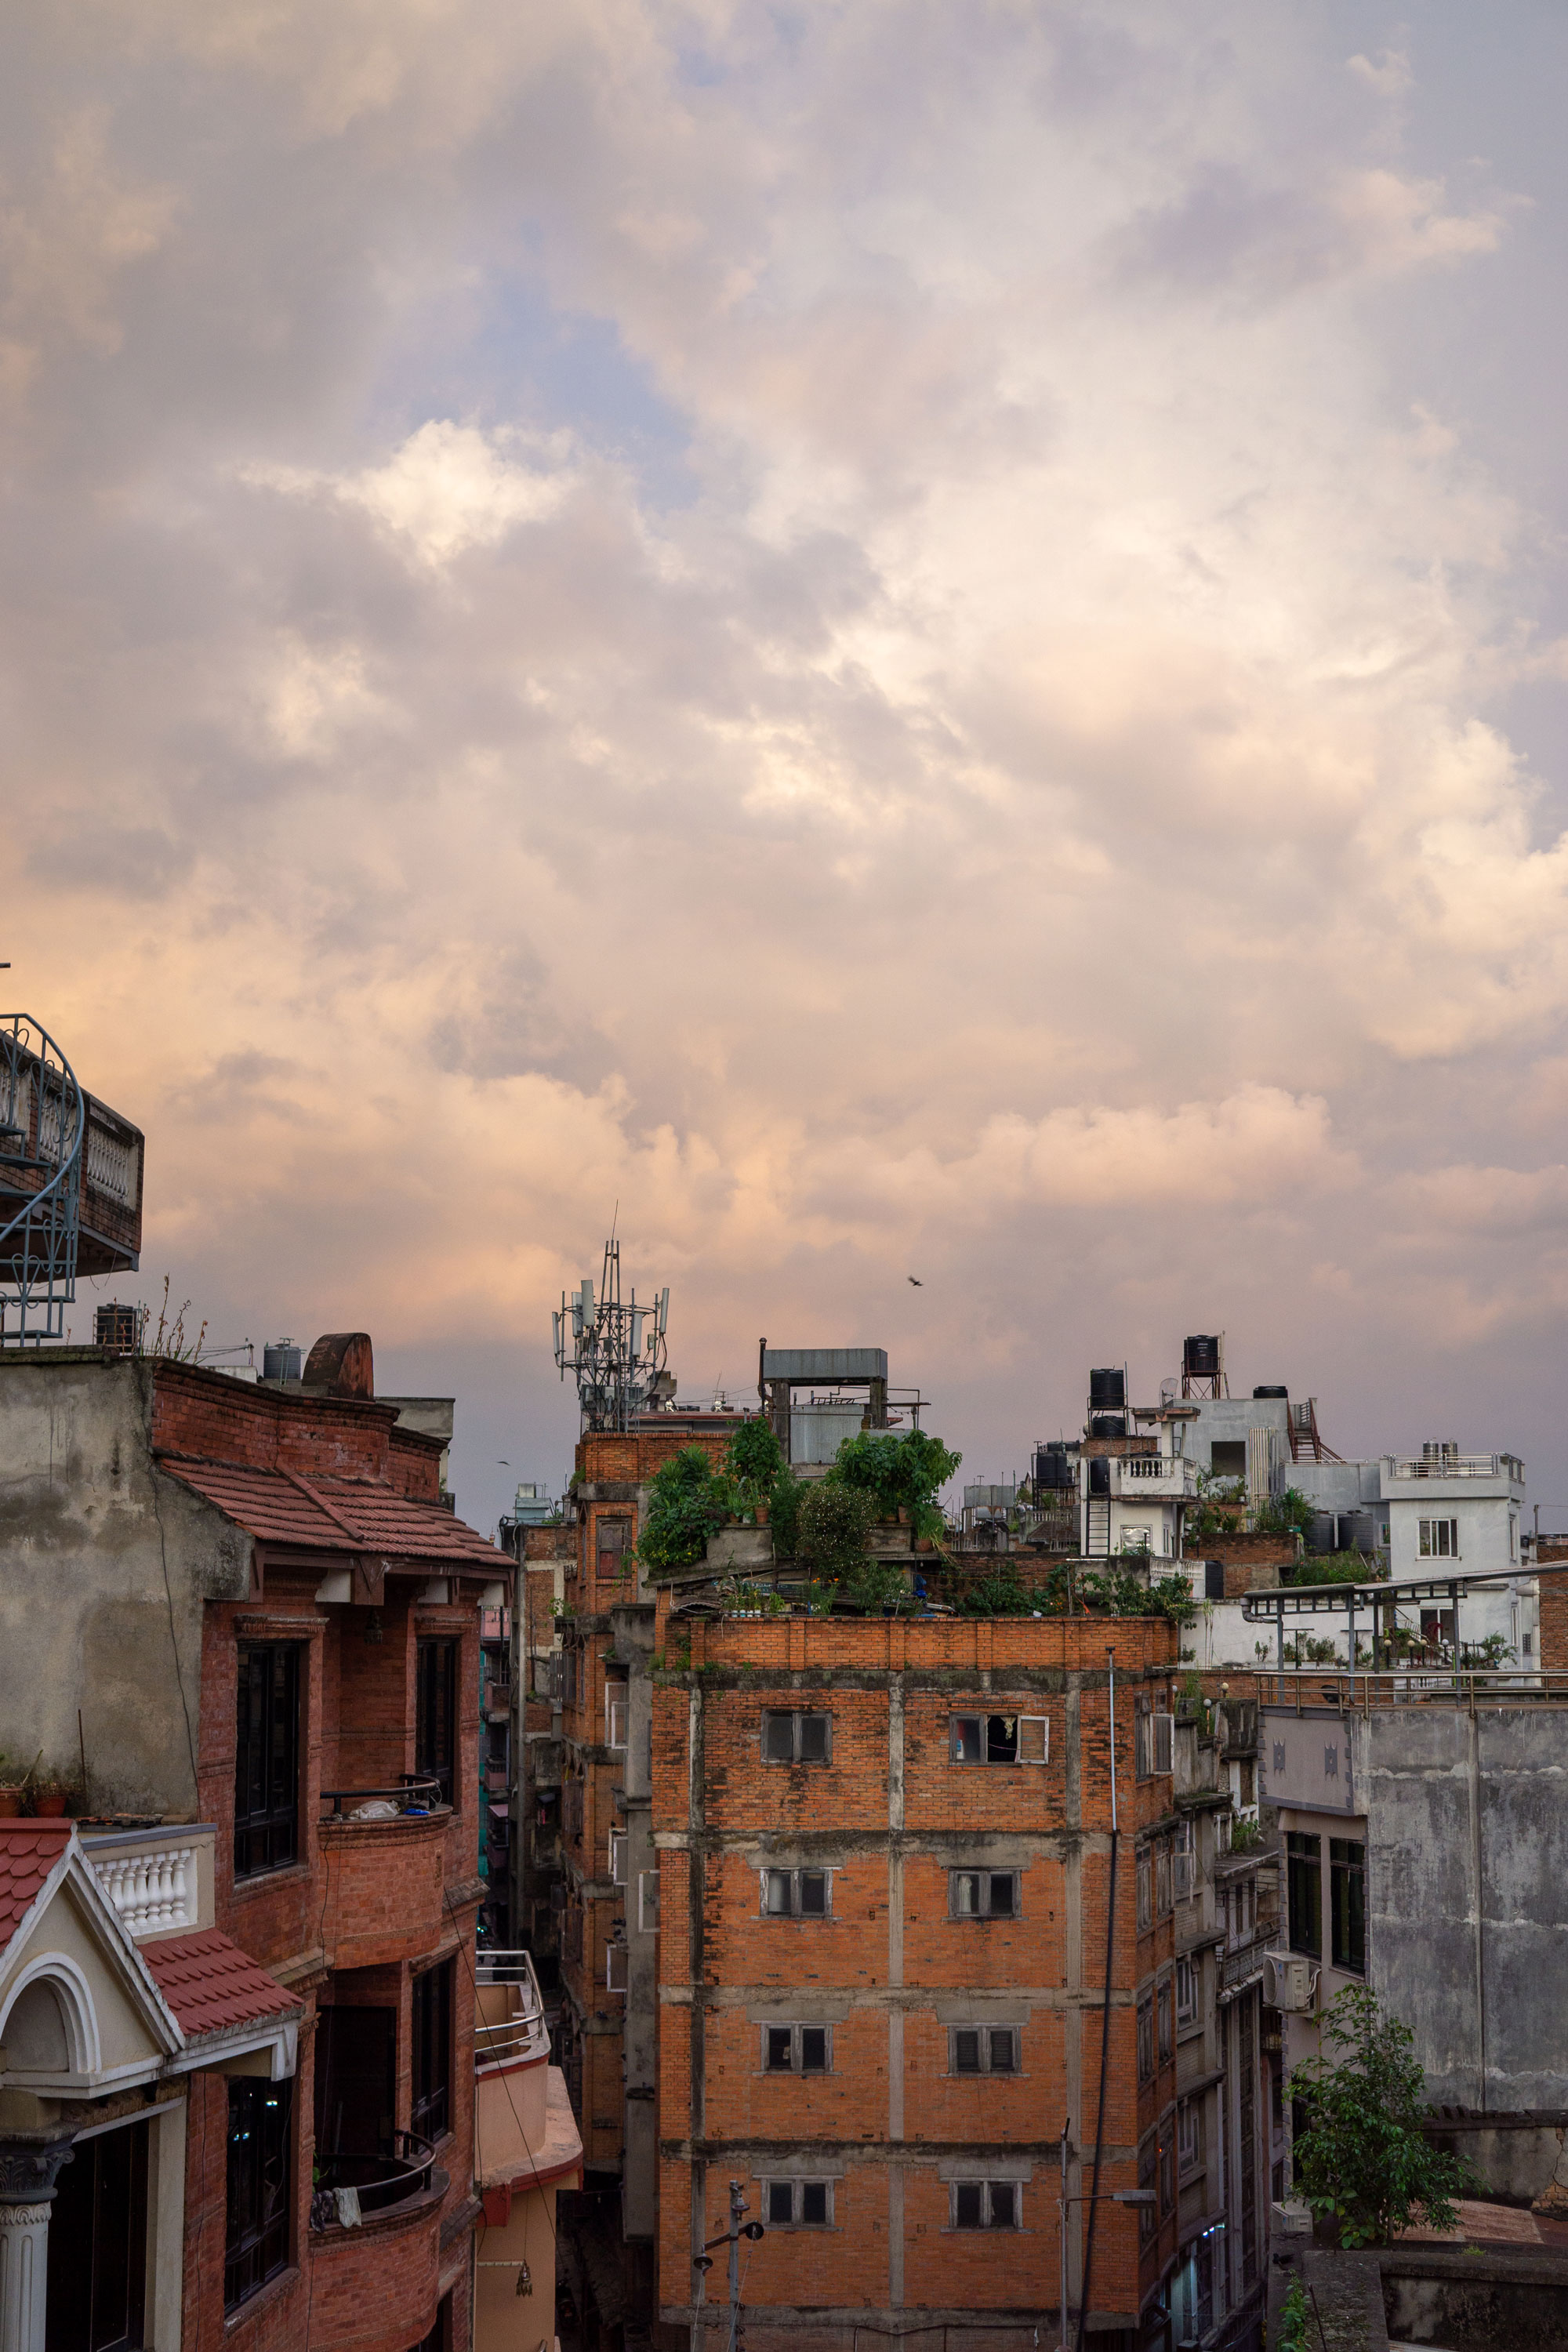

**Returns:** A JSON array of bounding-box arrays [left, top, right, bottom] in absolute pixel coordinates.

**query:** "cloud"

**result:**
[[3, 2, 1566, 1520]]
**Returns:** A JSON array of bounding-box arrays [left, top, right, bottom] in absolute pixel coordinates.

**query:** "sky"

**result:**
[[7, 2, 1568, 1538]]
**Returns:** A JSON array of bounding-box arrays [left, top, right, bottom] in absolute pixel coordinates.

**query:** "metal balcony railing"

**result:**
[[474, 1947, 550, 2073], [1221, 1931, 1272, 1994], [1257, 1668, 1568, 1712], [318, 1775, 445, 1820], [1392, 1454, 1523, 1481]]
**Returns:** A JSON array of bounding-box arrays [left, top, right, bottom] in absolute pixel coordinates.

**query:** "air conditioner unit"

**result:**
[[1267, 1952, 1317, 2013]]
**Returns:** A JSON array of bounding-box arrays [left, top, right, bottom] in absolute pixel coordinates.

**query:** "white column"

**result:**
[[0, 2204, 50, 2352]]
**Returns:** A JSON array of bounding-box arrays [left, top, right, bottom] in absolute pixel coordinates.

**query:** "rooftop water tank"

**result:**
[[263, 1338, 301, 1382]]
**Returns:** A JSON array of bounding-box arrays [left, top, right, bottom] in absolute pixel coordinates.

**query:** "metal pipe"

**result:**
[[1075, 1651, 1119, 2352]]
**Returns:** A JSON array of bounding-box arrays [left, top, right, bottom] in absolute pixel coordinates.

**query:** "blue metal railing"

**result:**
[[0, 1016, 84, 1345]]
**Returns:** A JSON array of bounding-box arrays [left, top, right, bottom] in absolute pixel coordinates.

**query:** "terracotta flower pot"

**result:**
[[0, 1788, 21, 1818], [34, 1792, 67, 1817]]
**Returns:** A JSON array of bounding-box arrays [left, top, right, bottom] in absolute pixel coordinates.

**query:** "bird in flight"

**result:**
[[497, 1458, 510, 1465], [907, 1276, 924, 1287]]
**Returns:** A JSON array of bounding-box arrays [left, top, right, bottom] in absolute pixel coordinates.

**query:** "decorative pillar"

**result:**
[[0, 2144, 74, 2352]]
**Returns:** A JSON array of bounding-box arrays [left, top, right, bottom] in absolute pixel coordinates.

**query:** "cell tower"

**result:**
[[553, 1239, 670, 1432], [0, 1014, 85, 1344]]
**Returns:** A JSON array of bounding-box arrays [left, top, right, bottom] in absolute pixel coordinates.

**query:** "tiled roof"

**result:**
[[141, 1929, 299, 2038], [0, 1824, 71, 1943], [155, 1459, 503, 1568]]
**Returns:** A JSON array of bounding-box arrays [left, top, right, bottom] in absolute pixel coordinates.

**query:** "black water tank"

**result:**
[[1088, 1457, 1111, 1496], [1088, 1414, 1127, 1439], [1089, 1367, 1126, 1410], [1253, 1385, 1288, 1399], [1183, 1335, 1221, 1376], [1034, 1445, 1074, 1491]]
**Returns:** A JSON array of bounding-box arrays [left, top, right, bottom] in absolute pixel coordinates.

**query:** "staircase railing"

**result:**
[[0, 1015, 85, 1344]]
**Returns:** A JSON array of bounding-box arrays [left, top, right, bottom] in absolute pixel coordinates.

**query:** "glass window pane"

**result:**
[[800, 2182, 829, 2226], [989, 2029, 1016, 2073], [763, 1714, 795, 1762], [800, 2027, 828, 2073], [767, 2027, 793, 2071], [987, 1873, 1015, 1918], [953, 1872, 979, 1915], [764, 1870, 792, 1915], [767, 2182, 793, 2225], [798, 1871, 827, 1917], [953, 2029, 982, 2073], [989, 2182, 1017, 2228], [955, 2182, 984, 2228], [797, 1715, 829, 1762]]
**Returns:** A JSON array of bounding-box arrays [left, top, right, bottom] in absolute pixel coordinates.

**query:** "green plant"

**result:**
[[840, 1554, 913, 1613], [636, 1446, 733, 1575], [795, 1481, 877, 1581], [1276, 2276, 1309, 2352], [767, 1467, 807, 1558], [956, 1559, 1037, 1617], [1461, 1632, 1515, 1670], [1288, 1984, 1472, 2246], [1147, 1572, 1197, 1626], [1254, 1486, 1314, 1540], [1291, 1553, 1380, 1588], [727, 1418, 785, 1520], [829, 1428, 961, 1541], [1229, 1813, 1263, 1853], [1187, 1469, 1247, 1545]]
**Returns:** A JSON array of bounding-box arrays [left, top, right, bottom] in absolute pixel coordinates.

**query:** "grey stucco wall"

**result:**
[[1360, 1706, 1568, 2111], [0, 1355, 251, 1816]]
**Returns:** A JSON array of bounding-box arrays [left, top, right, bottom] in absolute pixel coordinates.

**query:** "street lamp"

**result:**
[[1055, 2150, 1156, 2352], [692, 2180, 765, 2352]]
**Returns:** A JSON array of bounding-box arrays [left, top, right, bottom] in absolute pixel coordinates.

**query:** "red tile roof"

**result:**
[[141, 1929, 299, 2039], [0, 1824, 72, 1942], [154, 1460, 503, 1568]]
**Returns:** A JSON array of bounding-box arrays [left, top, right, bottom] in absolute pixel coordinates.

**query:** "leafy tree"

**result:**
[[636, 1446, 733, 1576], [1288, 1985, 1472, 2246], [766, 1466, 807, 1558], [830, 1428, 962, 1539], [724, 1417, 785, 1522], [795, 1480, 877, 1581]]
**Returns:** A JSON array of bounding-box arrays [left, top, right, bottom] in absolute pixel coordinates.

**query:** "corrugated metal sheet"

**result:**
[[764, 1347, 887, 1382]]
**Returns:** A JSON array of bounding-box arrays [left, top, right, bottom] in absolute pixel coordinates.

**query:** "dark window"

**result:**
[[800, 2027, 829, 2071], [596, 1515, 630, 1576], [1330, 1838, 1366, 1973], [314, 2005, 395, 2161], [234, 1643, 299, 1880], [765, 2179, 832, 2225], [952, 2180, 1018, 2228], [1137, 1997, 1154, 2083], [411, 1961, 453, 2143], [762, 1868, 830, 1918], [416, 1639, 457, 1807], [767, 2024, 793, 2071], [1157, 1979, 1174, 2063], [950, 1714, 1048, 1765], [226, 2079, 292, 2310], [765, 2023, 831, 2072], [1287, 1831, 1322, 1959], [45, 2117, 148, 2351], [952, 2026, 1018, 2074], [949, 1869, 1018, 1919], [762, 1711, 832, 1763], [1210, 1441, 1247, 1478]]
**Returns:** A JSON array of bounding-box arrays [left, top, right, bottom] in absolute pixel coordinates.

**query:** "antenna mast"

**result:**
[[553, 1238, 670, 1432]]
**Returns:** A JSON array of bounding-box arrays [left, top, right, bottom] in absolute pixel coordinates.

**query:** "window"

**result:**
[[1136, 1996, 1154, 2083], [1152, 1712, 1174, 1773], [764, 2024, 831, 2073], [762, 1711, 832, 1763], [1135, 1705, 1151, 1780], [950, 1714, 1049, 1764], [605, 1679, 628, 1749], [45, 2114, 149, 2347], [1287, 1831, 1322, 1959], [1156, 1841, 1172, 1917], [951, 2180, 1020, 2230], [951, 2026, 1019, 2074], [226, 2079, 292, 2310], [1157, 1977, 1174, 2063], [596, 1515, 631, 1577], [416, 1638, 457, 1807], [1240, 1759, 1255, 1806], [1136, 1846, 1152, 1930], [1330, 1838, 1365, 1974], [607, 1940, 630, 1994], [764, 2179, 832, 2227], [1175, 1955, 1197, 2024], [637, 1869, 660, 1932], [949, 1869, 1018, 1919], [1210, 1441, 1247, 1479], [1136, 2139, 1157, 2244], [1419, 1518, 1459, 1559], [608, 1828, 627, 1885], [1178, 2099, 1203, 2177], [762, 1867, 830, 1918], [411, 1959, 452, 2142], [1159, 2135, 1174, 2214], [234, 1643, 299, 1880]]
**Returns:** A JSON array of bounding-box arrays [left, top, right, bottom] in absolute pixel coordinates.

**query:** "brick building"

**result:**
[[648, 1606, 1254, 2352], [0, 1334, 510, 2350]]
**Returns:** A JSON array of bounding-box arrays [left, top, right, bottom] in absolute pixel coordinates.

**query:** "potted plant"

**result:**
[[32, 1777, 69, 1818], [0, 1755, 20, 1818]]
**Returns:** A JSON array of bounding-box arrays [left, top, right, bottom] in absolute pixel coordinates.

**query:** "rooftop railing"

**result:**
[[1391, 1454, 1524, 1481], [1258, 1668, 1568, 1712], [318, 1775, 445, 1821]]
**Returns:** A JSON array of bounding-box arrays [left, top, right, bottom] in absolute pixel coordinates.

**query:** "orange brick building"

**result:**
[[649, 1610, 1189, 2352], [0, 1334, 509, 2351]]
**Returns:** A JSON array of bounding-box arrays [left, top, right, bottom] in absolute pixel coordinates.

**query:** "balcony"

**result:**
[[81, 1821, 215, 1941], [317, 1782, 450, 1969], [1113, 1455, 1199, 1498], [307, 2151, 447, 2352], [474, 1949, 550, 2074], [1220, 1930, 1272, 1997], [1389, 1453, 1524, 1484]]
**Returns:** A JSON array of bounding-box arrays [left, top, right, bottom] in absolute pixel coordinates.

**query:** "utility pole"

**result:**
[[691, 2177, 764, 2352]]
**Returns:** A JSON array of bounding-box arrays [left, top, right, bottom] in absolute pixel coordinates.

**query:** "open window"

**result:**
[[764, 2023, 830, 2074], [764, 2179, 832, 2227], [761, 1868, 830, 1918], [950, 2180, 1020, 2230], [949, 1870, 1018, 1919], [950, 1715, 1047, 1765]]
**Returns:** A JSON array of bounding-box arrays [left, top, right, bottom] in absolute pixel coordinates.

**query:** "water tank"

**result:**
[[1253, 1385, 1288, 1399], [1183, 1335, 1221, 1377], [1088, 1367, 1126, 1411], [1088, 1457, 1111, 1496], [263, 1338, 302, 1382], [1033, 1444, 1074, 1491], [1088, 1414, 1127, 1439]]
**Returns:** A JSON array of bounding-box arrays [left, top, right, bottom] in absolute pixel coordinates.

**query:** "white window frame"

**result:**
[[762, 2022, 832, 2074], [761, 1710, 833, 1764], [1418, 1518, 1459, 1559], [605, 1683, 628, 1748], [760, 1867, 832, 1919], [606, 1940, 629, 1995], [949, 2024, 1020, 2076], [1152, 1711, 1174, 1773], [608, 1828, 627, 1886], [1175, 1955, 1197, 2024], [949, 2180, 1022, 2230], [637, 1868, 659, 1932], [949, 1868, 1019, 1920], [763, 2178, 833, 2228], [1178, 2098, 1202, 2177], [950, 1714, 1048, 1765]]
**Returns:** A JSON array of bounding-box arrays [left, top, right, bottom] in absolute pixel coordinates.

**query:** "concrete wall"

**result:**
[[1359, 1705, 1568, 2111], [0, 1353, 250, 1815]]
